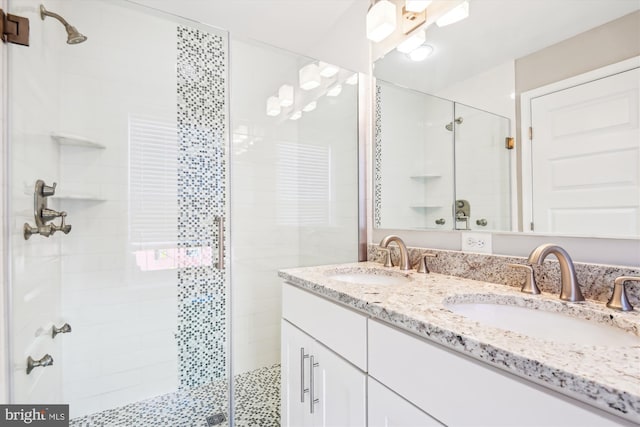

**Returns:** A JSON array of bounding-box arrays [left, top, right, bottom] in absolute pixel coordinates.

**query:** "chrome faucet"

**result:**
[[527, 244, 585, 302], [379, 235, 411, 270]]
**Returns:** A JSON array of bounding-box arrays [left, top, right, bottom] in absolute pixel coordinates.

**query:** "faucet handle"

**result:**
[[377, 248, 393, 268], [508, 263, 540, 295], [416, 253, 437, 274], [606, 276, 639, 311]]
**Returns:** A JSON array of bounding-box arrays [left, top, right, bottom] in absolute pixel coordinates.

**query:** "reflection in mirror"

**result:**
[[374, 81, 454, 230], [453, 103, 511, 231], [373, 0, 639, 239]]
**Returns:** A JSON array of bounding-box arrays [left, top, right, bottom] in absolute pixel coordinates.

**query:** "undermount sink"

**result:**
[[327, 268, 412, 286], [446, 300, 640, 347]]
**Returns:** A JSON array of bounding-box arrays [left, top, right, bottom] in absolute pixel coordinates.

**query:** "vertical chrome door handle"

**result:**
[[215, 215, 225, 270], [309, 355, 319, 414], [300, 347, 309, 402]]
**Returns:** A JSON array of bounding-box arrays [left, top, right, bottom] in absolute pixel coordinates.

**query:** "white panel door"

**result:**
[[530, 68, 640, 237], [311, 338, 366, 427], [281, 320, 314, 427]]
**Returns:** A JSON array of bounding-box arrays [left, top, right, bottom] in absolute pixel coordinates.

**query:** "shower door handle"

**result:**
[[215, 215, 225, 270]]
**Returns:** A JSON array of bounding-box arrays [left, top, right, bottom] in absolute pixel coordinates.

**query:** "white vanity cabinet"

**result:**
[[281, 284, 367, 427], [368, 377, 443, 427], [368, 319, 632, 427]]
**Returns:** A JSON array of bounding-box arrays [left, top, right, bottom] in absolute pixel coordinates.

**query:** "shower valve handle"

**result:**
[[51, 212, 72, 235], [41, 182, 57, 197]]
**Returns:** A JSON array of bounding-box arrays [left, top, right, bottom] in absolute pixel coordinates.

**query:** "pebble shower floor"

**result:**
[[69, 365, 281, 427]]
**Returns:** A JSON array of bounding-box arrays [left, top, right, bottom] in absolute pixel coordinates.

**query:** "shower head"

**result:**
[[40, 4, 87, 45]]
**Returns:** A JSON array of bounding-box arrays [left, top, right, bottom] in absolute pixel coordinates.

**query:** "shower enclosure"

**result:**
[[2, 0, 359, 425]]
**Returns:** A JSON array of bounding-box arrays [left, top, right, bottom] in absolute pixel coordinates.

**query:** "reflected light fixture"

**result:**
[[345, 73, 358, 85], [289, 111, 302, 121], [405, 0, 432, 13], [408, 44, 433, 61], [436, 0, 469, 27], [366, 0, 397, 42], [302, 101, 317, 112], [396, 30, 425, 53], [278, 84, 294, 107], [299, 63, 321, 90], [327, 84, 342, 97], [266, 96, 281, 116], [319, 62, 340, 78]]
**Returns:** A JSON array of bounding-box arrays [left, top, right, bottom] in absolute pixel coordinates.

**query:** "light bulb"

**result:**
[[396, 31, 426, 54], [408, 44, 433, 61], [366, 0, 397, 42], [299, 63, 321, 91], [278, 84, 294, 107], [436, 0, 469, 27]]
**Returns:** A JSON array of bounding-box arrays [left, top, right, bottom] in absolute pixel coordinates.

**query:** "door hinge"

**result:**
[[505, 137, 514, 150], [528, 126, 533, 141], [0, 9, 30, 46], [530, 222, 534, 231]]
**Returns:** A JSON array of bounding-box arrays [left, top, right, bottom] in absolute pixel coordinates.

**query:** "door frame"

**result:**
[[519, 56, 640, 232]]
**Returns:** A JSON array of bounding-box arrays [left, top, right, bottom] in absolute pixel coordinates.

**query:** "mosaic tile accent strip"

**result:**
[[177, 25, 228, 388], [69, 365, 281, 427], [367, 243, 640, 304], [373, 83, 383, 229]]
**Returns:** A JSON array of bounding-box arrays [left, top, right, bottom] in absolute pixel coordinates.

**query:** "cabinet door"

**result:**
[[311, 340, 366, 427], [368, 377, 442, 427], [281, 320, 314, 427]]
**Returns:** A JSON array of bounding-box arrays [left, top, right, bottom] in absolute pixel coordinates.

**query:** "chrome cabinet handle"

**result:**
[[300, 347, 309, 402], [309, 355, 319, 414], [215, 215, 225, 270]]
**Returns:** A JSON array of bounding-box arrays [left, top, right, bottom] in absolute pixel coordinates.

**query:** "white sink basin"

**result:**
[[446, 302, 640, 347], [327, 269, 412, 286]]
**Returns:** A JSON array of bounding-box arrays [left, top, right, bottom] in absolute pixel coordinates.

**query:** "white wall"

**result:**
[[131, 0, 370, 74]]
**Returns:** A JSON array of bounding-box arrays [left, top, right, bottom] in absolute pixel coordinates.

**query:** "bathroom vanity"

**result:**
[[279, 262, 640, 426]]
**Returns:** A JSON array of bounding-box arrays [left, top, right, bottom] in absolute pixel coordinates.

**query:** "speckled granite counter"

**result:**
[[279, 262, 640, 424]]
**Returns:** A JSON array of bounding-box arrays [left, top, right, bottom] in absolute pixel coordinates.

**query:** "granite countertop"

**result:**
[[278, 261, 640, 423]]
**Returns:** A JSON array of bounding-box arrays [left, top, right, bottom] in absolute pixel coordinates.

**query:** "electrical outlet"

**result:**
[[461, 232, 492, 254]]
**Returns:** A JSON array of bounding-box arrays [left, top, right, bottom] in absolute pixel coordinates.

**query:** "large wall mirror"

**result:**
[[373, 0, 640, 239]]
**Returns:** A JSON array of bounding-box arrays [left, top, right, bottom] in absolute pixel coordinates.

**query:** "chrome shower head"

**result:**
[[40, 4, 87, 45]]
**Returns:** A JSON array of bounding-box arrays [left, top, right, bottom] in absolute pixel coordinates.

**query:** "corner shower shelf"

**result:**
[[410, 174, 442, 179], [55, 194, 106, 202], [51, 133, 106, 149], [410, 204, 445, 209]]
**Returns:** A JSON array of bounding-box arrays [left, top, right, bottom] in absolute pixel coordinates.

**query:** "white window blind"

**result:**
[[277, 142, 332, 226], [128, 115, 178, 246]]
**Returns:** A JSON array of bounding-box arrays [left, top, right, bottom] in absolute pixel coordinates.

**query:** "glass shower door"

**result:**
[[6, 0, 231, 424]]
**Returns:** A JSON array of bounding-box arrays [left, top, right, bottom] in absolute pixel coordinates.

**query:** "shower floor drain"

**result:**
[[206, 413, 227, 426]]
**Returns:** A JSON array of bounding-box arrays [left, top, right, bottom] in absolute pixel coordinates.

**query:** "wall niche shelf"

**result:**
[[51, 133, 106, 149]]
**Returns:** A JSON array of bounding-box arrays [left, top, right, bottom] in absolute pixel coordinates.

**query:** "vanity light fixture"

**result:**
[[366, 0, 397, 42], [327, 84, 342, 97], [396, 30, 426, 53], [299, 63, 321, 90], [278, 84, 294, 107], [266, 96, 281, 117], [289, 111, 302, 121], [345, 73, 358, 85], [408, 44, 433, 61], [302, 101, 317, 112], [319, 62, 339, 78], [436, 0, 469, 27]]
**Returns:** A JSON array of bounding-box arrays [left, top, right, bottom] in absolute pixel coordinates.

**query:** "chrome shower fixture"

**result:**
[[40, 4, 87, 44]]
